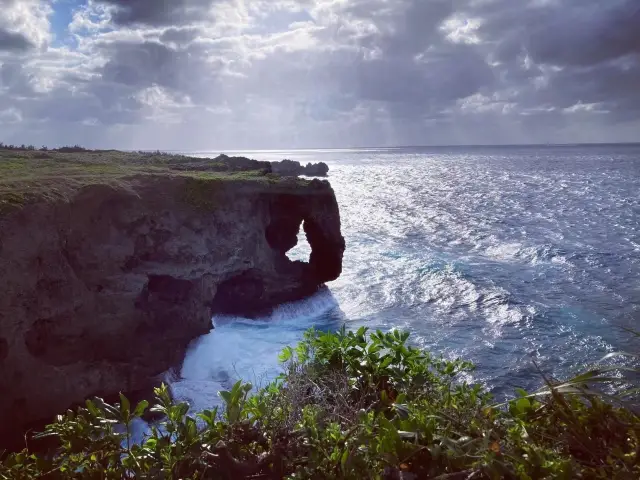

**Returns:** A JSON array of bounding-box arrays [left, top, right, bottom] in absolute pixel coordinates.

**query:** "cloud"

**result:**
[[0, 0, 52, 51], [94, 0, 220, 26], [0, 28, 34, 51], [0, 0, 639, 148], [524, 0, 639, 67]]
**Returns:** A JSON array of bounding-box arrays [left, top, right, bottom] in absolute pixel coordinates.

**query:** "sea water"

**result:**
[[171, 145, 640, 409]]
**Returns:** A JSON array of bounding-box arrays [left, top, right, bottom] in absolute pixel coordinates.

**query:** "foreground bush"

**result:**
[[2, 327, 638, 479]]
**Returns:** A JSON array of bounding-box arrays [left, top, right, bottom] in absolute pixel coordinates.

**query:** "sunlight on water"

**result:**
[[177, 145, 640, 403]]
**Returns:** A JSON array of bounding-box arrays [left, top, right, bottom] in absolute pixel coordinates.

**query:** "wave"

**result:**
[[483, 241, 571, 267], [417, 266, 534, 328], [169, 289, 343, 413]]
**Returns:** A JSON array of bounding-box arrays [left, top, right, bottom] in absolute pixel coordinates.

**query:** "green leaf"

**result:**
[[119, 392, 131, 416], [145, 438, 158, 450], [278, 346, 293, 362], [219, 390, 232, 404], [133, 400, 149, 417], [515, 398, 530, 413], [85, 399, 100, 417], [176, 402, 189, 418], [340, 449, 349, 469], [381, 356, 394, 369]]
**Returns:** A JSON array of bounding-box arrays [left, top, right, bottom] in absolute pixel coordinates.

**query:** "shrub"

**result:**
[[1, 327, 638, 479]]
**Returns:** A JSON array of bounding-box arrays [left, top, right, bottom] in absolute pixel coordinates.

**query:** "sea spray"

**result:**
[[169, 289, 345, 413]]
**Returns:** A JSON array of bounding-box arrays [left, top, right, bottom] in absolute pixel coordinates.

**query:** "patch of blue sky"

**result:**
[[50, 0, 85, 46]]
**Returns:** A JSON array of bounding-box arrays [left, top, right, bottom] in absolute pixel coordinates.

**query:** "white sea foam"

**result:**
[[169, 290, 341, 413]]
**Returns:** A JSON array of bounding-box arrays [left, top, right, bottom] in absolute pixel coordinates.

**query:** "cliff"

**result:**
[[0, 149, 345, 444]]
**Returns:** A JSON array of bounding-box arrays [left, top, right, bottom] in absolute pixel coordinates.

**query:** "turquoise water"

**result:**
[[171, 145, 640, 408]]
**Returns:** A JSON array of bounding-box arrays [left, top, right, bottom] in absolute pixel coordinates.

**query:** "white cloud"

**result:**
[[440, 15, 483, 45], [0, 0, 638, 148], [0, 0, 53, 51], [563, 102, 609, 114]]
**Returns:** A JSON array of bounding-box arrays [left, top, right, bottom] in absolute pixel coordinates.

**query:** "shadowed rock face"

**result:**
[[0, 175, 344, 445]]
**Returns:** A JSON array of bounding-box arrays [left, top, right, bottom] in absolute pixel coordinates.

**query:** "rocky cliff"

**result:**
[[0, 171, 344, 444]]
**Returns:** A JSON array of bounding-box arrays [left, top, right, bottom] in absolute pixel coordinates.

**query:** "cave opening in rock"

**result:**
[[285, 221, 312, 263]]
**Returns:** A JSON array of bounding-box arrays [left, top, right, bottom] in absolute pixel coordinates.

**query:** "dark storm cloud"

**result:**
[[95, 0, 218, 26], [452, 0, 640, 127], [0, 28, 34, 51], [350, 44, 495, 112], [0, 62, 37, 96], [101, 41, 190, 89], [0, 0, 43, 51], [478, 0, 640, 67], [2, 0, 640, 148], [540, 60, 640, 121], [94, 36, 228, 107], [302, 0, 496, 122], [376, 0, 454, 57], [527, 4, 640, 67]]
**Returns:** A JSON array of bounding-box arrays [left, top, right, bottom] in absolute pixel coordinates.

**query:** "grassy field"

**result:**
[[0, 148, 305, 214]]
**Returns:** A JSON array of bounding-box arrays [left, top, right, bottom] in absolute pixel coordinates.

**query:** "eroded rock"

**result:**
[[0, 175, 344, 444]]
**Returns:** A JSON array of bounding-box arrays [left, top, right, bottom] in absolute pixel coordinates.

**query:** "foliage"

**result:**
[[181, 177, 224, 211], [2, 327, 638, 479], [0, 143, 91, 153]]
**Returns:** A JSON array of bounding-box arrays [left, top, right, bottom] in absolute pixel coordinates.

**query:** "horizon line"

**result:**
[[173, 141, 640, 153]]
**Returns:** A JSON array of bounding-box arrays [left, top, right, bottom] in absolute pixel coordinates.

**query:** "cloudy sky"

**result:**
[[0, 0, 639, 149]]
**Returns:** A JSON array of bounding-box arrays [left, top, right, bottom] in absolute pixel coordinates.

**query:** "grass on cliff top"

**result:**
[[2, 327, 639, 479], [0, 148, 307, 214]]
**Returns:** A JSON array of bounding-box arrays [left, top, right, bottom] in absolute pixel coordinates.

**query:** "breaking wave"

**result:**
[[169, 289, 343, 412]]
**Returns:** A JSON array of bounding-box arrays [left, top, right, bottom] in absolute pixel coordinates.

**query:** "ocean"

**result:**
[[169, 145, 640, 412]]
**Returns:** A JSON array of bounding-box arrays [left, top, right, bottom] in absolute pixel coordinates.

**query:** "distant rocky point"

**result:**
[[270, 159, 329, 177], [167, 154, 329, 177]]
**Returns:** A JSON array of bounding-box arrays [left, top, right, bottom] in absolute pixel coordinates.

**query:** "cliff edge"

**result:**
[[0, 149, 345, 444]]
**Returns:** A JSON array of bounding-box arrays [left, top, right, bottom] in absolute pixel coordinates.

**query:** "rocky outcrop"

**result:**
[[0, 175, 344, 444], [168, 154, 273, 173], [166, 155, 329, 178], [270, 160, 330, 177]]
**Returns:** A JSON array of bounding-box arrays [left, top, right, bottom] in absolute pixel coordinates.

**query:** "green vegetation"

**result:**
[[180, 172, 298, 210], [2, 328, 638, 479], [181, 177, 225, 211], [0, 146, 306, 215]]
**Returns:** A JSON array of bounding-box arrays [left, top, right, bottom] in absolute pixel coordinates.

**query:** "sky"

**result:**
[[0, 0, 639, 150]]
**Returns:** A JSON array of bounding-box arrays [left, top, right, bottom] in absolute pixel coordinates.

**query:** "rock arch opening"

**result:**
[[285, 221, 312, 263]]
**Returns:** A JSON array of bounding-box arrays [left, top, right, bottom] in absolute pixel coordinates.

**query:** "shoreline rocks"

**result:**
[[270, 159, 330, 177]]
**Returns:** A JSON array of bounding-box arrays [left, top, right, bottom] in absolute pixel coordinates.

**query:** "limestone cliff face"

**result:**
[[0, 175, 344, 442]]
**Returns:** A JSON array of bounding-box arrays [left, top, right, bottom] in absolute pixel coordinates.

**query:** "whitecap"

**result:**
[[169, 290, 343, 413]]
